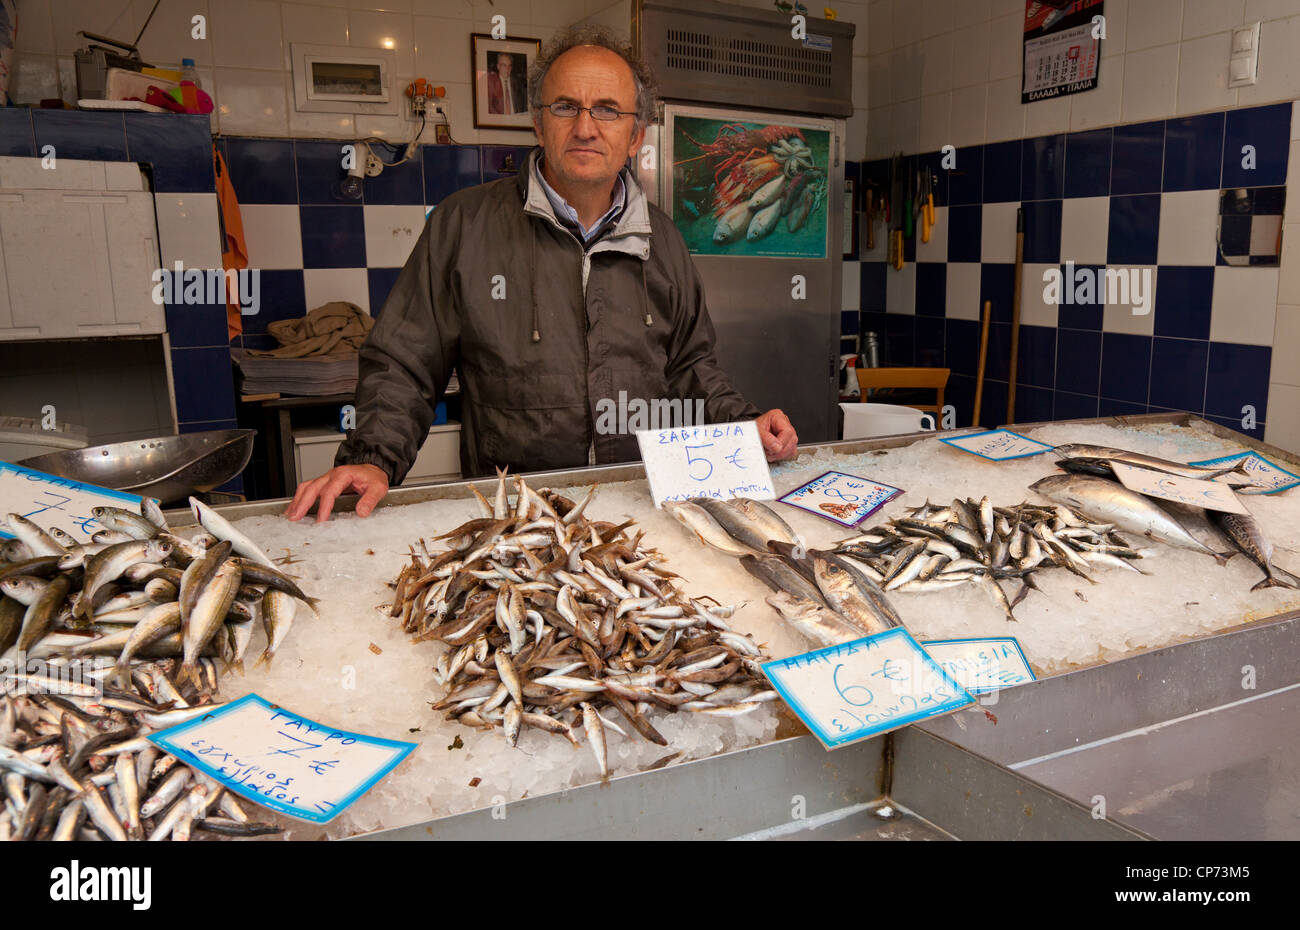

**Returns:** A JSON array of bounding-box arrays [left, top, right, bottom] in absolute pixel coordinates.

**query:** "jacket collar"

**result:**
[[520, 147, 652, 258]]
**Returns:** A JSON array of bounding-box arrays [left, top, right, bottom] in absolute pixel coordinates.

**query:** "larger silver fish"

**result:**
[[812, 554, 898, 635], [1052, 444, 1252, 481], [766, 592, 865, 647], [664, 501, 759, 557], [189, 497, 273, 566], [182, 560, 242, 684]]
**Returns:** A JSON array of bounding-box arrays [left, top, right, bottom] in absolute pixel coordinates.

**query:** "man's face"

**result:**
[[532, 45, 645, 188], [497, 54, 512, 77]]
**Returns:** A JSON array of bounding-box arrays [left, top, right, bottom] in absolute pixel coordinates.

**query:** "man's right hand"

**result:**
[[285, 464, 390, 523]]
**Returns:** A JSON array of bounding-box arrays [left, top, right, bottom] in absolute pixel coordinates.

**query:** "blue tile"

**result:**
[[978, 379, 1008, 429], [1111, 121, 1164, 195], [1148, 337, 1208, 412], [1057, 264, 1105, 330], [985, 322, 1012, 382], [1153, 266, 1214, 339], [424, 145, 482, 204], [860, 261, 887, 311], [215, 474, 246, 496], [1107, 194, 1161, 264], [361, 141, 425, 204], [1098, 397, 1148, 417], [980, 263, 1015, 325], [945, 319, 980, 377], [1223, 103, 1292, 188], [32, 110, 126, 161], [882, 314, 915, 366], [841, 310, 860, 334], [945, 373, 976, 427], [171, 347, 236, 423], [481, 145, 533, 182], [1204, 413, 1265, 440], [844, 160, 861, 187], [903, 222, 917, 263], [1218, 214, 1251, 257], [860, 311, 888, 349], [223, 138, 297, 204], [1205, 342, 1271, 421], [947, 205, 982, 262], [1164, 112, 1225, 192], [178, 418, 237, 434], [916, 262, 946, 315], [1017, 324, 1056, 389], [238, 333, 278, 352], [1064, 128, 1111, 198], [1252, 186, 1286, 214], [1100, 333, 1152, 404], [165, 302, 228, 348], [982, 141, 1021, 203], [861, 158, 891, 190], [947, 145, 983, 205], [367, 267, 403, 321], [300, 206, 367, 268], [1053, 390, 1099, 420], [242, 270, 305, 334], [1021, 199, 1062, 263], [915, 316, 945, 367], [1054, 327, 1102, 395], [124, 113, 214, 192], [0, 108, 35, 156], [916, 150, 950, 207], [1014, 385, 1054, 423], [1021, 134, 1065, 201], [840, 337, 858, 355], [296, 140, 360, 204]]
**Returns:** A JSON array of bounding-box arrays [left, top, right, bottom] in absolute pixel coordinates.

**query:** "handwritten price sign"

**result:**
[[1188, 451, 1300, 495], [920, 637, 1036, 696], [761, 629, 973, 749], [148, 694, 416, 823], [637, 421, 775, 507], [778, 470, 903, 527], [940, 429, 1054, 461], [1110, 461, 1249, 515], [0, 461, 145, 543]]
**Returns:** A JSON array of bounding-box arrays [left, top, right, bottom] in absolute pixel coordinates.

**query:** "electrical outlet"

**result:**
[[1229, 22, 1261, 88]]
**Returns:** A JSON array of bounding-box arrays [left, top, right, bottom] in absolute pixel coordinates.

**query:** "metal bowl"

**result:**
[[17, 429, 255, 505]]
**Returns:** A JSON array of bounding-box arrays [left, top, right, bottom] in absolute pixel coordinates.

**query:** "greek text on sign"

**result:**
[[920, 637, 1036, 696], [0, 461, 144, 544], [778, 470, 902, 527], [760, 629, 972, 750], [1110, 461, 1249, 515], [637, 421, 775, 507], [147, 694, 417, 823], [1188, 451, 1300, 495], [940, 429, 1054, 461]]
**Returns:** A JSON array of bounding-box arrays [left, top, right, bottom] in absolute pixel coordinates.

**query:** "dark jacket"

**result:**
[[336, 147, 761, 482]]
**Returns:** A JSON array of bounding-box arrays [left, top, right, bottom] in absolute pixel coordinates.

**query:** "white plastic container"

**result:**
[[0, 416, 89, 464], [294, 422, 462, 485], [839, 403, 933, 440]]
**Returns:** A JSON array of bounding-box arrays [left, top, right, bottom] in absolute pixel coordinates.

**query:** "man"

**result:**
[[288, 26, 798, 523], [486, 52, 527, 115]]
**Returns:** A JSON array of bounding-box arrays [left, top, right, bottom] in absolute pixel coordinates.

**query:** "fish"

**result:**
[[765, 592, 864, 647], [78, 540, 173, 624], [254, 589, 296, 670], [181, 560, 242, 684], [189, 497, 273, 566], [1210, 510, 1298, 590], [787, 187, 815, 231], [1052, 445, 1253, 481], [5, 514, 65, 558], [713, 200, 754, 244], [812, 554, 898, 635], [746, 199, 783, 240], [748, 174, 787, 209], [664, 501, 760, 557], [580, 701, 608, 779], [7, 574, 71, 660], [230, 559, 320, 612], [112, 602, 183, 686], [692, 498, 772, 552], [0, 595, 22, 654], [740, 554, 827, 606]]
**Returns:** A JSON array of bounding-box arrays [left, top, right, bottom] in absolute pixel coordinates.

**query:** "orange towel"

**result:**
[[213, 147, 249, 340]]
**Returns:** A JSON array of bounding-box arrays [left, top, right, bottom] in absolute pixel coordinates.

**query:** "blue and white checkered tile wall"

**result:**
[[842, 102, 1293, 440]]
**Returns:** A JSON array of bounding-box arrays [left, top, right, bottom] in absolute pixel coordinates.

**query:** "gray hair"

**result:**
[[527, 25, 657, 127]]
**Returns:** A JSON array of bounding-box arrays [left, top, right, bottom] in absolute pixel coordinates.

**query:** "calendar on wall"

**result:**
[[1022, 0, 1104, 104]]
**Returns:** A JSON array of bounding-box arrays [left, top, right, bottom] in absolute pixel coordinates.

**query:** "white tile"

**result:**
[[1101, 266, 1158, 334], [866, 105, 892, 160], [1264, 382, 1300, 452], [287, 84, 357, 138], [1279, 223, 1300, 303], [984, 75, 1025, 142], [1126, 0, 1184, 50], [920, 32, 953, 96], [1210, 266, 1280, 344], [213, 67, 289, 136], [531, 0, 588, 27], [950, 0, 991, 30], [210, 0, 283, 70], [945, 257, 982, 320], [355, 113, 421, 143], [891, 98, 920, 153], [1250, 214, 1283, 256], [50, 0, 139, 56], [847, 108, 869, 163], [918, 92, 950, 151], [920, 0, 952, 39], [154, 193, 223, 269], [1238, 15, 1300, 106], [435, 80, 478, 144], [1183, 0, 1245, 38], [1292, 140, 1300, 189], [989, 0, 1023, 17], [130, 0, 212, 67], [892, 0, 923, 48], [868, 55, 893, 109], [917, 205, 948, 262], [1025, 93, 1071, 135], [1121, 44, 1180, 123], [987, 12, 1022, 81], [1071, 54, 1124, 130], [352, 0, 412, 10], [868, 0, 895, 58], [1020, 262, 1060, 328], [1245, 0, 1300, 21], [349, 9, 415, 74], [364, 205, 428, 268], [1157, 190, 1220, 264], [1176, 32, 1237, 115], [303, 268, 371, 316], [842, 261, 861, 312], [949, 83, 987, 147], [1294, 101, 1300, 139], [831, 0, 870, 32], [1060, 196, 1110, 265], [886, 262, 916, 315], [1099, 0, 1128, 56], [471, 0, 529, 32], [281, 2, 350, 68], [9, 53, 58, 104], [951, 20, 990, 89], [238, 205, 306, 270], [892, 45, 924, 102], [15, 0, 55, 53], [981, 201, 1019, 262], [853, 53, 870, 110], [1272, 304, 1300, 384]]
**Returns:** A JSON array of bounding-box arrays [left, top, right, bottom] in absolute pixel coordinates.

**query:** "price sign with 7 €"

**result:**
[[637, 421, 775, 507]]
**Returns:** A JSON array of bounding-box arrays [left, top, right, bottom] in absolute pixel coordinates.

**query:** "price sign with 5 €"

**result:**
[[637, 421, 775, 506], [761, 629, 973, 749]]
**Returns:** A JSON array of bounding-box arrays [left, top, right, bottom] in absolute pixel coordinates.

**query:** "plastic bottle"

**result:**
[[181, 58, 202, 90]]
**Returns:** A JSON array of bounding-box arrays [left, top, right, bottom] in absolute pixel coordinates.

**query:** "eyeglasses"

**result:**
[[538, 101, 636, 121]]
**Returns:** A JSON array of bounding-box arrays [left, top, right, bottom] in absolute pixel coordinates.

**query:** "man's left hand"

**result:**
[[755, 408, 798, 461]]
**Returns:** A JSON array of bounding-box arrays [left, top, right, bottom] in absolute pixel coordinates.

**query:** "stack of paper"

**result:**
[[232, 349, 357, 396]]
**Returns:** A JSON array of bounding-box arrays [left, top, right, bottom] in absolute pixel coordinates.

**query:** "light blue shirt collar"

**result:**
[[536, 157, 627, 243]]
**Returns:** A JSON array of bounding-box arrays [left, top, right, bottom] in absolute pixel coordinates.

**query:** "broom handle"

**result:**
[[1006, 207, 1025, 423], [974, 300, 991, 426]]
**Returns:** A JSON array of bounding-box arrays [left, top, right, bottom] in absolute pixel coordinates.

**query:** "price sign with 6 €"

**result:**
[[638, 421, 775, 506]]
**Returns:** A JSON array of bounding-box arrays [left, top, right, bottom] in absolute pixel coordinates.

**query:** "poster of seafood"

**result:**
[[669, 114, 830, 258]]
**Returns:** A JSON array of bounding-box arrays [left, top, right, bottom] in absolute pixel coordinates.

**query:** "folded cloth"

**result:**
[[248, 301, 374, 358]]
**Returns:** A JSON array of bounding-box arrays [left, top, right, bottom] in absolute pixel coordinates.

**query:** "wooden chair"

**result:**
[[856, 366, 950, 417]]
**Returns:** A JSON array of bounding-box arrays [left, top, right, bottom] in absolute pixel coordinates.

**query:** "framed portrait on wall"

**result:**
[[471, 34, 541, 130]]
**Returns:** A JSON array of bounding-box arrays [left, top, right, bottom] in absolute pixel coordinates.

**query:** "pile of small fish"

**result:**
[[1, 497, 317, 685], [385, 471, 775, 778], [0, 661, 283, 841]]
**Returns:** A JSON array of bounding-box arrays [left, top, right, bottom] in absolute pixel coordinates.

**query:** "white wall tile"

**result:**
[[847, 108, 869, 163], [281, 2, 350, 69], [918, 92, 950, 151], [1100, 0, 1128, 57], [413, 15, 473, 86], [130, 0, 212, 68], [1249, 214, 1282, 254], [154, 194, 223, 269], [892, 0, 923, 48], [1238, 15, 1300, 106], [892, 98, 920, 153], [893, 45, 924, 102], [239, 204, 306, 269], [1071, 54, 1124, 129], [981, 201, 1019, 262], [984, 75, 1025, 143], [210, 0, 284, 70], [15, 0, 55, 53], [951, 20, 990, 90], [287, 83, 357, 138], [842, 261, 861, 311], [1127, 0, 1185, 51], [1157, 189, 1220, 264], [1101, 266, 1157, 333], [920, 32, 953, 96], [50, 0, 139, 56], [1121, 44, 1181, 122], [1245, 0, 1300, 21], [832, 0, 870, 32], [945, 261, 981, 319], [868, 0, 895, 58], [303, 268, 371, 315], [950, 0, 991, 31], [989, 0, 1023, 17], [1176, 32, 1236, 114], [920, 0, 952, 39], [1210, 267, 1280, 344], [363, 205, 428, 268], [1060, 197, 1110, 265], [1025, 93, 1071, 135], [1279, 223, 1300, 303], [1020, 262, 1060, 327], [1264, 382, 1300, 452], [1182, 0, 1246, 38], [916, 205, 948, 262], [8, 53, 56, 104], [949, 83, 987, 147], [353, 0, 412, 11], [213, 67, 290, 135], [853, 53, 870, 110], [532, 0, 588, 27], [349, 9, 415, 74], [868, 55, 893, 109], [413, 0, 466, 14], [866, 105, 892, 160], [986, 12, 1022, 81], [885, 262, 916, 314], [1294, 101, 1300, 139], [1272, 304, 1300, 384]]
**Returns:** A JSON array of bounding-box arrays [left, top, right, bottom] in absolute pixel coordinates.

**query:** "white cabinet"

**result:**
[[293, 422, 462, 485], [0, 157, 164, 341]]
